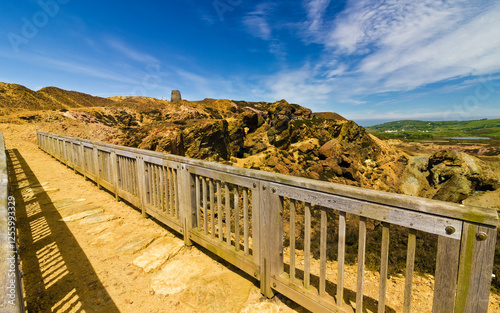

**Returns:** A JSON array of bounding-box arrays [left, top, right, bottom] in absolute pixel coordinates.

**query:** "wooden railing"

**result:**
[[37, 131, 498, 313], [0, 132, 24, 312]]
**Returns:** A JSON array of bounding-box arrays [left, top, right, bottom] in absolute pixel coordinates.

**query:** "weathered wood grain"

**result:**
[[356, 217, 367, 313], [337, 211, 346, 306], [378, 223, 390, 313], [403, 228, 416, 313], [433, 234, 460, 312], [319, 207, 327, 297]]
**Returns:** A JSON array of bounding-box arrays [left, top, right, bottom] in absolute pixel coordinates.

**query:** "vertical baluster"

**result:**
[[117, 157, 122, 189], [143, 161, 148, 202], [156, 165, 161, 209], [378, 223, 390, 313], [290, 200, 296, 281], [196, 175, 201, 230], [123, 158, 128, 191], [319, 207, 327, 297], [123, 158, 128, 192], [403, 228, 417, 313], [202, 177, 208, 234], [137, 156, 147, 217], [149, 163, 154, 205], [155, 165, 160, 208], [210, 179, 215, 238], [243, 188, 249, 256], [170, 167, 175, 217], [225, 183, 231, 246], [357, 217, 367, 313], [122, 157, 126, 191], [133, 159, 137, 196], [304, 202, 311, 289], [159, 166, 164, 211], [337, 211, 346, 305], [217, 181, 223, 242], [151, 165, 156, 208], [234, 185, 240, 251], [174, 168, 179, 219], [129, 159, 134, 195], [133, 159, 138, 196], [165, 167, 170, 214]]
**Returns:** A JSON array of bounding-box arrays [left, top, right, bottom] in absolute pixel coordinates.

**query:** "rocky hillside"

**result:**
[[0, 82, 117, 111]]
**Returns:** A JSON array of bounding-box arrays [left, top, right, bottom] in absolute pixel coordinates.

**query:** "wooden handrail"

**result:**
[[37, 131, 498, 313]]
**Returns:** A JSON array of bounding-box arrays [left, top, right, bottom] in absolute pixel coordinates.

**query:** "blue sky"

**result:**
[[1, 0, 500, 126]]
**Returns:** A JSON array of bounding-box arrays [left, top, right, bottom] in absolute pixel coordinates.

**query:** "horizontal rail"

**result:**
[[0, 132, 24, 313], [37, 131, 498, 313]]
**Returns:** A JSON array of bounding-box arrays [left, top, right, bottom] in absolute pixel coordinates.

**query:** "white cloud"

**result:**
[[106, 38, 159, 64], [243, 3, 274, 40], [353, 2, 500, 91], [304, 0, 331, 33], [29, 55, 142, 85], [263, 0, 500, 110]]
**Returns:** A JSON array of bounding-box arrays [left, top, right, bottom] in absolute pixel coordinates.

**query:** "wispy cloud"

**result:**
[[263, 0, 500, 109], [243, 3, 274, 40], [304, 0, 331, 34], [106, 38, 159, 64], [37, 56, 142, 85]]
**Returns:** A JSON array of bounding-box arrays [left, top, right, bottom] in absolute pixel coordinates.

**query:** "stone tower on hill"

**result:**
[[171, 90, 181, 102]]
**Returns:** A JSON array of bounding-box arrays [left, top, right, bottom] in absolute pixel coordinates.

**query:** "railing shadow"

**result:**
[[7, 149, 120, 313]]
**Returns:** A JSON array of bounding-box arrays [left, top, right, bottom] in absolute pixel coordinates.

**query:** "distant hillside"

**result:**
[[0, 82, 117, 110], [367, 119, 500, 139]]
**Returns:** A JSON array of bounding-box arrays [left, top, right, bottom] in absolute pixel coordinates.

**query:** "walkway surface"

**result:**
[[2, 124, 302, 313]]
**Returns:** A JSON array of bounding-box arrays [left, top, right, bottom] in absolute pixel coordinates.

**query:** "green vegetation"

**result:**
[[367, 118, 500, 140]]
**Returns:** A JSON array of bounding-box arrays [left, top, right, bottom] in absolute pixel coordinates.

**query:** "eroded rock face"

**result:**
[[183, 120, 230, 161], [48, 97, 408, 193], [400, 150, 500, 203], [428, 150, 499, 202]]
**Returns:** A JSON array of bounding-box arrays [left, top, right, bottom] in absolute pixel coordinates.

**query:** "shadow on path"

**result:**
[[7, 149, 120, 313]]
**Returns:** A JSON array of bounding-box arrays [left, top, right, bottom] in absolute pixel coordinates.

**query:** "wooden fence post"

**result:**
[[93, 145, 100, 189], [72, 142, 77, 173], [454, 223, 497, 313], [179, 164, 195, 246], [260, 181, 281, 298], [432, 235, 460, 312], [81, 143, 87, 180], [63, 139, 69, 168], [136, 156, 148, 218], [110, 150, 119, 201]]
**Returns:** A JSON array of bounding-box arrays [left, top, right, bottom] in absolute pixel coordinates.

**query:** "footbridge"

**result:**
[[2, 130, 498, 312]]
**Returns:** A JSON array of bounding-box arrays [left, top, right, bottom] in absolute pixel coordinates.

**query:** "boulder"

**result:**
[[298, 142, 315, 154], [319, 140, 341, 159], [428, 150, 500, 203]]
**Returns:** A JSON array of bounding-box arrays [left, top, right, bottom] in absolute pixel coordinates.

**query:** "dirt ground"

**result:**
[[2, 123, 499, 313]]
